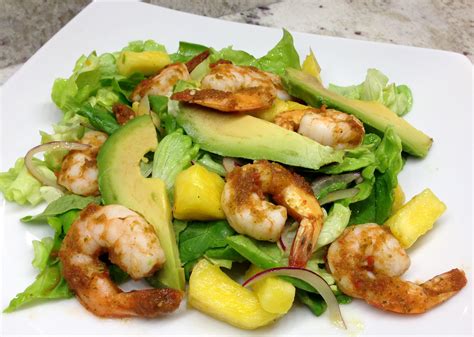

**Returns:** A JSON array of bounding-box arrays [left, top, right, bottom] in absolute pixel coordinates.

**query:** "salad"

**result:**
[[0, 29, 467, 330]]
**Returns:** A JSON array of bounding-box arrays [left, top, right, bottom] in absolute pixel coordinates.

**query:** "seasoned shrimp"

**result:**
[[131, 63, 190, 101], [221, 160, 324, 268], [59, 204, 183, 318], [57, 131, 107, 196], [131, 51, 210, 102], [171, 63, 277, 112], [327, 224, 467, 314], [275, 107, 365, 149]]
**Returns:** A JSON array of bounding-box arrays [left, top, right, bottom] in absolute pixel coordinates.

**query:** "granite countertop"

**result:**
[[0, 0, 472, 85]]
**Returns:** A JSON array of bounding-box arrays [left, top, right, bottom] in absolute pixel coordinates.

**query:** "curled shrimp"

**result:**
[[274, 107, 365, 149], [59, 204, 183, 318], [171, 62, 278, 113], [221, 160, 324, 267], [327, 224, 467, 314], [57, 131, 107, 196], [131, 63, 190, 101], [130, 51, 210, 102]]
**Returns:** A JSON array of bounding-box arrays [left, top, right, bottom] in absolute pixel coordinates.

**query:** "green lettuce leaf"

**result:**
[[77, 103, 120, 135], [152, 129, 199, 194], [0, 158, 58, 206], [316, 203, 351, 249], [122, 40, 167, 53], [208, 29, 300, 76], [179, 220, 235, 264], [4, 209, 82, 313], [170, 41, 209, 63], [21, 194, 99, 223], [328, 68, 413, 116], [3, 263, 73, 313], [31, 237, 54, 271], [349, 127, 404, 224], [320, 133, 381, 175], [195, 153, 226, 177], [257, 29, 301, 76]]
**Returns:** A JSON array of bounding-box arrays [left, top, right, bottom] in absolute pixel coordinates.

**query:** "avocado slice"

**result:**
[[176, 104, 344, 170], [97, 115, 185, 290], [283, 68, 432, 157]]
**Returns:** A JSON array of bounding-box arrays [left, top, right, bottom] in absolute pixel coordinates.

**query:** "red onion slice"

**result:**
[[25, 141, 90, 189], [312, 172, 361, 196], [319, 188, 359, 205], [243, 266, 346, 329]]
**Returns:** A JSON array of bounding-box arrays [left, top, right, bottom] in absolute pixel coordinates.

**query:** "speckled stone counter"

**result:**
[[0, 0, 472, 85]]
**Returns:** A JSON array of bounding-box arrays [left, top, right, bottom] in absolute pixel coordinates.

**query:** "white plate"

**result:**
[[0, 1, 472, 336]]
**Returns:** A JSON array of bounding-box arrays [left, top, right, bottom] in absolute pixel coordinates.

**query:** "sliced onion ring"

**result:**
[[243, 267, 346, 329], [319, 188, 359, 205], [25, 141, 90, 189], [312, 172, 361, 196]]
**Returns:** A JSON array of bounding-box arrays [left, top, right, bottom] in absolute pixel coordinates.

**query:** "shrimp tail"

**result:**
[[288, 217, 322, 268], [75, 282, 183, 318], [418, 268, 467, 309], [105, 288, 183, 318], [185, 50, 210, 72]]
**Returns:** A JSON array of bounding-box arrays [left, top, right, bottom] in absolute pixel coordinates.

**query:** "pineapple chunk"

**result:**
[[117, 50, 171, 76], [173, 164, 226, 220], [302, 49, 322, 82], [391, 184, 406, 214], [188, 259, 281, 330], [251, 98, 310, 122], [385, 188, 446, 248], [245, 265, 295, 314]]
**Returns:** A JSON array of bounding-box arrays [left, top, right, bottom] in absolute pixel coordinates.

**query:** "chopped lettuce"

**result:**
[[195, 153, 226, 177], [122, 39, 167, 53], [152, 129, 200, 194], [3, 263, 73, 313], [3, 209, 80, 312], [77, 103, 120, 135], [328, 68, 413, 116], [31, 237, 54, 271], [316, 203, 351, 249], [349, 127, 404, 224], [170, 41, 208, 63], [209, 29, 300, 76], [179, 220, 236, 265], [0, 158, 58, 206], [21, 194, 99, 223]]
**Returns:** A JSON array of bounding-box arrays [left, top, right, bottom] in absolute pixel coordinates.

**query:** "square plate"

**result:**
[[1, 1, 472, 336]]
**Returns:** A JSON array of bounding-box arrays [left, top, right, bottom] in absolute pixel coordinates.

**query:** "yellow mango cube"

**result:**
[[391, 184, 406, 214], [251, 98, 310, 122], [302, 49, 322, 82], [173, 164, 226, 220], [188, 259, 281, 330], [385, 188, 446, 248], [245, 265, 295, 314], [117, 50, 171, 76]]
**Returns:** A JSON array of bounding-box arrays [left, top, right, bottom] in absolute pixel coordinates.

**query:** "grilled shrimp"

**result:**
[[275, 107, 365, 149], [131, 63, 190, 101], [221, 160, 324, 268], [59, 204, 183, 318], [327, 224, 467, 314], [171, 63, 278, 112], [57, 131, 107, 196], [131, 51, 210, 102]]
